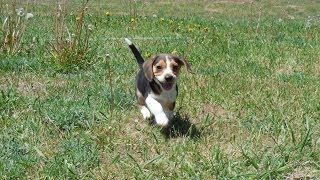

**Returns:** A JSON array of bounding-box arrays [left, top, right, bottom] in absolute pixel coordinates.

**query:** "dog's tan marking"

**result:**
[[153, 59, 166, 76], [136, 89, 145, 105], [170, 60, 180, 75], [163, 102, 175, 111]]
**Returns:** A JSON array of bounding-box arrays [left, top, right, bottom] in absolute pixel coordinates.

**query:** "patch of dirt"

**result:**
[[275, 4, 305, 12], [195, 76, 210, 88], [275, 58, 304, 76], [17, 79, 49, 98], [202, 103, 229, 118], [0, 74, 68, 99], [204, 7, 224, 14], [123, 111, 151, 138], [0, 76, 45, 98], [314, 63, 320, 76], [285, 164, 318, 179], [212, 0, 253, 4]]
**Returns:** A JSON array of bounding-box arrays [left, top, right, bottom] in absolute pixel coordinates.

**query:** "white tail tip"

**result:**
[[124, 38, 132, 45]]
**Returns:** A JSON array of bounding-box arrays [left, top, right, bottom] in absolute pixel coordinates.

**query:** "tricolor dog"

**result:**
[[125, 38, 191, 128]]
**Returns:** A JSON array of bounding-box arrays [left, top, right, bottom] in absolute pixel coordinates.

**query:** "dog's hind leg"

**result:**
[[136, 89, 152, 120]]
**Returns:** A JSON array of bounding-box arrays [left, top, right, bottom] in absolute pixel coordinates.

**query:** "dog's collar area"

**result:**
[[153, 78, 176, 91], [160, 82, 175, 91]]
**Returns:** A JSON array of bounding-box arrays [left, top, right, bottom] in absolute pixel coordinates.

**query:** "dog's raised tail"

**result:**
[[125, 38, 144, 68]]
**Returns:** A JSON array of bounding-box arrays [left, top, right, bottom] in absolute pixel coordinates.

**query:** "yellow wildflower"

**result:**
[[105, 11, 110, 16], [144, 52, 151, 58], [171, 49, 177, 54]]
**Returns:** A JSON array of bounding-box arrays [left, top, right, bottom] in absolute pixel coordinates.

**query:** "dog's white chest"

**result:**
[[145, 87, 177, 124], [152, 88, 176, 103]]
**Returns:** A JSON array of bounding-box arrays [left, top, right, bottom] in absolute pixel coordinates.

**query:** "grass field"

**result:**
[[1, 0, 320, 179]]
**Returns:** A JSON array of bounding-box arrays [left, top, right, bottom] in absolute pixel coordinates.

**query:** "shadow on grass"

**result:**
[[161, 111, 201, 139]]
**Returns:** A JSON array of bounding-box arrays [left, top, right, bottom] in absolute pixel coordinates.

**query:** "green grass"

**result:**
[[1, 0, 320, 179]]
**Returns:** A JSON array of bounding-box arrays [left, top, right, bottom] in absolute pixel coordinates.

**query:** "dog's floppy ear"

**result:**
[[143, 56, 158, 82], [173, 55, 192, 73]]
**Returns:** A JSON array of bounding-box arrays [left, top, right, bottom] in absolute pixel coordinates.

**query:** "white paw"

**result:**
[[140, 106, 151, 119], [155, 114, 169, 127]]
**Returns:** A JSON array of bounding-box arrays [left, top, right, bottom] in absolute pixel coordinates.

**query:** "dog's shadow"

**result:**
[[161, 111, 201, 139]]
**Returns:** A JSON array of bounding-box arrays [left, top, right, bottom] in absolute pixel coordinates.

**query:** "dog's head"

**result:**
[[143, 54, 191, 91]]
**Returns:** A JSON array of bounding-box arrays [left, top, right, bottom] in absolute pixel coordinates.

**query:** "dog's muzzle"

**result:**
[[161, 75, 175, 90]]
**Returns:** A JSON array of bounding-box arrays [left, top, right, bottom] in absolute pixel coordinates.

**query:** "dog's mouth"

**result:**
[[160, 82, 175, 91]]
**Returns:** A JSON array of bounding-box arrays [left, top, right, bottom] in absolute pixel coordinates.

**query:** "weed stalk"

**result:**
[[1, 0, 32, 55], [49, 0, 93, 71], [105, 53, 114, 122], [129, 0, 137, 30]]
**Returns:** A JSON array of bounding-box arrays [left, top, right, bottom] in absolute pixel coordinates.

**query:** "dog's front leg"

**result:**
[[145, 96, 169, 127]]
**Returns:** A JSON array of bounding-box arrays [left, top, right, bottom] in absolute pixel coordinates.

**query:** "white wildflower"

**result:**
[[26, 13, 34, 20], [288, 15, 295, 20], [56, 4, 62, 17], [16, 7, 24, 17], [2, 17, 8, 31], [88, 24, 94, 31], [305, 16, 313, 29]]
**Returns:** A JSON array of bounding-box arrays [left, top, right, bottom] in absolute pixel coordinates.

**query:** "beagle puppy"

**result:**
[[125, 38, 191, 128]]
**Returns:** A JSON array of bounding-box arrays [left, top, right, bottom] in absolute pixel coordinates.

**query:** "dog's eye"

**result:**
[[156, 65, 162, 70], [172, 65, 179, 71]]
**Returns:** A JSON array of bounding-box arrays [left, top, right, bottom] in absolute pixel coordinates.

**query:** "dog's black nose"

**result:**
[[165, 75, 174, 82]]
